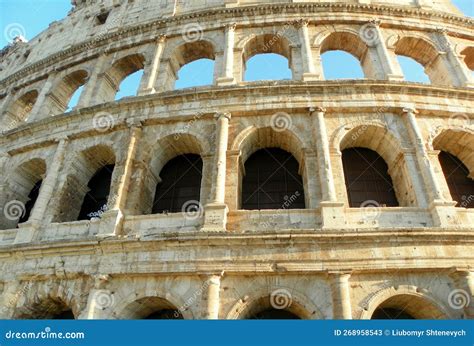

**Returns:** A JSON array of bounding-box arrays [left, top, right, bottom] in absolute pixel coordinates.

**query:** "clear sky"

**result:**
[[0, 0, 472, 105]]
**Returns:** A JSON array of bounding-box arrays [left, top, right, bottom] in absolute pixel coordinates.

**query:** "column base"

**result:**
[[202, 203, 228, 232], [301, 73, 321, 82], [216, 77, 236, 86], [79, 289, 115, 319], [320, 201, 345, 229], [14, 221, 41, 244], [137, 88, 156, 96], [97, 209, 124, 238], [386, 73, 405, 82], [429, 199, 458, 227]]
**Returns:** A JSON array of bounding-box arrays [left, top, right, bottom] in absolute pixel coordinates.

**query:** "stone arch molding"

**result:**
[[358, 284, 454, 320], [427, 125, 474, 151], [236, 29, 299, 51], [313, 27, 364, 48], [225, 285, 324, 320]]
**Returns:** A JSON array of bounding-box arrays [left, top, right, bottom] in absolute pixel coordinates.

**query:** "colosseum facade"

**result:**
[[0, 0, 473, 320]]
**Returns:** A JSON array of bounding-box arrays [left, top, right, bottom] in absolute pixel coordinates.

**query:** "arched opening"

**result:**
[[119, 297, 184, 320], [53, 145, 116, 223], [394, 36, 450, 86], [98, 54, 145, 103], [0, 158, 46, 230], [342, 148, 399, 207], [16, 299, 75, 320], [242, 34, 293, 82], [237, 294, 310, 320], [460, 47, 474, 72], [66, 85, 84, 112], [249, 309, 300, 319], [175, 58, 215, 89], [241, 148, 305, 210], [370, 294, 447, 319], [2, 90, 38, 129], [152, 154, 203, 214], [319, 32, 373, 79], [47, 70, 88, 116], [167, 41, 215, 91], [77, 164, 115, 220], [321, 50, 364, 79], [397, 55, 430, 84], [438, 151, 474, 207]]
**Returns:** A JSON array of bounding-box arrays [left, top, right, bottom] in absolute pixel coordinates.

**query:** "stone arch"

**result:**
[[432, 128, 474, 176], [394, 36, 452, 86], [113, 292, 193, 320], [0, 157, 46, 230], [133, 133, 207, 215], [226, 287, 323, 320], [45, 69, 89, 116], [336, 123, 417, 207], [359, 285, 452, 319], [52, 144, 116, 223], [97, 53, 145, 103], [317, 30, 377, 79], [240, 33, 294, 81], [162, 40, 216, 90], [460, 46, 474, 71], [1, 89, 39, 129]]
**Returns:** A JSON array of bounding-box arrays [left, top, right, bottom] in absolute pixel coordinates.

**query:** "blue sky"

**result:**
[[0, 0, 472, 106]]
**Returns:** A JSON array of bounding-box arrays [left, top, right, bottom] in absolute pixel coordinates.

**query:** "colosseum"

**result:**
[[0, 0, 472, 320]]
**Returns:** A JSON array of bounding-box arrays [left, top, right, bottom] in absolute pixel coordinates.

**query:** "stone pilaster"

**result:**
[[138, 35, 167, 95], [330, 272, 352, 319], [27, 74, 55, 123], [216, 24, 237, 86], [202, 274, 222, 319], [295, 19, 319, 81], [203, 113, 231, 232], [77, 54, 108, 108]]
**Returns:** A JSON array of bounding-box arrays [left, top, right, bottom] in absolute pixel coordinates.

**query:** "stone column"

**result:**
[[330, 272, 352, 319], [450, 270, 474, 319], [310, 108, 344, 228], [138, 35, 167, 95], [225, 150, 241, 211], [203, 274, 222, 319], [203, 113, 231, 231], [77, 54, 109, 108], [0, 152, 11, 216], [99, 121, 142, 237], [436, 29, 474, 88], [216, 24, 237, 86], [295, 19, 319, 81], [402, 108, 456, 226], [27, 74, 55, 123], [367, 20, 404, 81]]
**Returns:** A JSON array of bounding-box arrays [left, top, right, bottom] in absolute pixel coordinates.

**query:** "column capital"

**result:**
[[328, 271, 352, 282], [402, 107, 419, 115], [53, 135, 69, 143], [293, 18, 310, 28], [309, 106, 326, 114], [215, 112, 231, 121], [157, 34, 167, 43], [226, 23, 237, 31], [367, 19, 381, 27], [126, 118, 143, 129]]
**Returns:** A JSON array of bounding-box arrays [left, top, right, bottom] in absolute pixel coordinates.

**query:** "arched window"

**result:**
[[66, 85, 84, 112], [48, 70, 88, 116], [19, 179, 43, 224], [242, 34, 293, 82], [78, 164, 115, 220], [342, 148, 399, 207], [372, 307, 415, 319], [321, 50, 364, 79], [397, 55, 430, 84], [438, 151, 474, 208], [369, 294, 447, 319], [2, 90, 38, 129], [175, 58, 215, 89], [242, 148, 305, 210], [152, 154, 203, 214], [145, 310, 183, 319], [120, 297, 184, 319], [115, 69, 144, 100], [461, 47, 474, 73], [248, 309, 300, 319], [16, 301, 74, 319]]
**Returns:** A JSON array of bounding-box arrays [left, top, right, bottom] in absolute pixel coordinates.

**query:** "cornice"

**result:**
[[0, 2, 472, 88]]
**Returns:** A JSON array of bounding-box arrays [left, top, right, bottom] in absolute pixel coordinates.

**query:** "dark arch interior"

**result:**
[[152, 154, 203, 214], [144, 309, 183, 319], [52, 309, 75, 319], [78, 164, 115, 220], [19, 179, 42, 225], [342, 147, 399, 207], [438, 151, 474, 208], [372, 307, 415, 319], [248, 309, 301, 319], [242, 148, 305, 210]]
